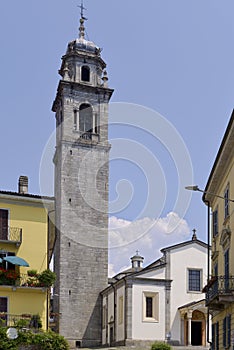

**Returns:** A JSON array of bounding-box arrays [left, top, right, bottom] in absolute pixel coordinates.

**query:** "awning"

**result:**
[[3, 256, 29, 267]]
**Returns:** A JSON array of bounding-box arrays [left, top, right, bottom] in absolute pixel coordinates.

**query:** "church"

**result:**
[[101, 233, 209, 347], [50, 5, 210, 349]]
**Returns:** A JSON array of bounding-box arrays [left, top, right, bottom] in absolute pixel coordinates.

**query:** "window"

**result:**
[[212, 322, 219, 350], [224, 249, 229, 291], [188, 269, 201, 292], [146, 297, 153, 317], [73, 110, 77, 130], [118, 296, 123, 325], [0, 209, 8, 240], [81, 66, 90, 82], [143, 292, 159, 322], [0, 297, 7, 326], [79, 104, 93, 133], [223, 315, 231, 348], [213, 209, 218, 236], [0, 251, 15, 271], [224, 185, 229, 219]]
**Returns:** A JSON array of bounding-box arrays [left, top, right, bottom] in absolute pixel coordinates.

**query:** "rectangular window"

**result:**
[[118, 296, 123, 325], [223, 315, 231, 348], [143, 292, 159, 322], [188, 269, 201, 292], [213, 209, 218, 236], [224, 185, 229, 219], [0, 297, 7, 327], [0, 209, 8, 240], [146, 297, 153, 318], [224, 249, 229, 291], [212, 322, 219, 350]]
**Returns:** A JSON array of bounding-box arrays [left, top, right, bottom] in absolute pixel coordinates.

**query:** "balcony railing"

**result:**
[[0, 226, 22, 245], [206, 275, 234, 308], [0, 313, 41, 329], [79, 132, 99, 142]]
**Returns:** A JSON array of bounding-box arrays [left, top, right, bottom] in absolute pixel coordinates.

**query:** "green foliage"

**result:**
[[27, 270, 38, 277], [151, 341, 172, 350], [37, 270, 56, 287], [14, 318, 29, 328], [0, 327, 69, 350], [30, 314, 42, 329]]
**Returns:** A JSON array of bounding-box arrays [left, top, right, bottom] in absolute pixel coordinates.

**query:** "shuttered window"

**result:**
[[0, 209, 8, 240]]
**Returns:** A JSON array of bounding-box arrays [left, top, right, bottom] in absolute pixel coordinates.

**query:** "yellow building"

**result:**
[[203, 112, 234, 349], [0, 176, 54, 330]]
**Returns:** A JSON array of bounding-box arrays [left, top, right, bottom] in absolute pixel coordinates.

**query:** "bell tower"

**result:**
[[52, 8, 113, 348]]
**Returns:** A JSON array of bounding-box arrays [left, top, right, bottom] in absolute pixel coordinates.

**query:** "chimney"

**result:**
[[18, 176, 28, 194]]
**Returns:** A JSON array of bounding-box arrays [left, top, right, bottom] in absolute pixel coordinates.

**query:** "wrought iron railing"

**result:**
[[0, 226, 22, 244], [206, 275, 234, 302], [79, 132, 99, 142], [0, 313, 41, 329]]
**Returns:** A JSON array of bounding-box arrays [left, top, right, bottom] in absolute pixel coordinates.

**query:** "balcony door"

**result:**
[[0, 209, 8, 240]]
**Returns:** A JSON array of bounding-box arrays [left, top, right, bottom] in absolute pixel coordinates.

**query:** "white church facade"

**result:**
[[101, 233, 210, 347]]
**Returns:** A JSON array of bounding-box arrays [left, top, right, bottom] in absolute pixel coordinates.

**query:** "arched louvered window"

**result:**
[[79, 104, 93, 133], [81, 66, 90, 82]]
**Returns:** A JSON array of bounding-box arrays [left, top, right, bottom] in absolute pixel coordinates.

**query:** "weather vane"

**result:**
[[78, 0, 88, 20]]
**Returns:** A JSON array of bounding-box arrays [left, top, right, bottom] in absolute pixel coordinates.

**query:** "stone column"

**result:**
[[187, 311, 193, 346]]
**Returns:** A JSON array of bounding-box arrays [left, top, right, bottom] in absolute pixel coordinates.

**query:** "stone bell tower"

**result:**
[[52, 9, 113, 348]]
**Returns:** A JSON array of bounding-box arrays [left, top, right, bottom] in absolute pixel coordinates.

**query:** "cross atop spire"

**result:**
[[78, 1, 87, 39], [78, 0, 87, 20]]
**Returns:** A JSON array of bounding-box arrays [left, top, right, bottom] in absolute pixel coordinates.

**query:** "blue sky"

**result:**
[[1, 1, 234, 274]]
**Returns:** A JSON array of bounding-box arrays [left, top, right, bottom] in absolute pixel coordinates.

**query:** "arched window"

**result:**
[[79, 104, 93, 133], [81, 66, 90, 82]]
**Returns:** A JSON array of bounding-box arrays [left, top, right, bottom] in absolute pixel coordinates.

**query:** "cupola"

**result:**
[[131, 251, 144, 271]]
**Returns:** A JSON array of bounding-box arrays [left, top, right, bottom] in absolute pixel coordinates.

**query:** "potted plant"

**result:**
[[38, 269, 56, 287], [27, 269, 38, 277]]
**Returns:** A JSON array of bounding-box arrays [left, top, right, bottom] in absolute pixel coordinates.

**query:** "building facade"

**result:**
[[102, 234, 210, 347], [203, 111, 234, 350], [0, 176, 54, 330], [52, 15, 113, 348]]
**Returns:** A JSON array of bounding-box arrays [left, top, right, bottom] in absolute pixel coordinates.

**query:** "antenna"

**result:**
[[78, 0, 88, 20]]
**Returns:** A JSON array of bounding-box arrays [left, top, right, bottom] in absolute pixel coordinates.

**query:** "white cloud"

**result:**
[[108, 212, 191, 277]]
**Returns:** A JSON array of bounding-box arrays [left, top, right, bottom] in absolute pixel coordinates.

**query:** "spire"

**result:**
[[192, 228, 197, 240], [78, 0, 87, 39]]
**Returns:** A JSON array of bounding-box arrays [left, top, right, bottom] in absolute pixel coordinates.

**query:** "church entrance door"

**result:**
[[191, 321, 202, 345]]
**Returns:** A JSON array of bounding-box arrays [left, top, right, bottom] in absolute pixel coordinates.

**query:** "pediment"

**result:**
[[220, 227, 231, 249]]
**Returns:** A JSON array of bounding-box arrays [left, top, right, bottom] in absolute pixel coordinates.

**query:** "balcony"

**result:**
[[0, 313, 41, 329], [0, 226, 22, 246], [205, 276, 234, 309], [78, 132, 99, 143], [0, 272, 46, 289]]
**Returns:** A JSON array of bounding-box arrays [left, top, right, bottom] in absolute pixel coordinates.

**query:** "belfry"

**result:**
[[52, 5, 113, 347]]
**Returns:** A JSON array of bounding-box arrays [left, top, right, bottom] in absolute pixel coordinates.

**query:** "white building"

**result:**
[[101, 233, 210, 347]]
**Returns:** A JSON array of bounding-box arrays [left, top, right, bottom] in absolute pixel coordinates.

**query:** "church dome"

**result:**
[[66, 17, 101, 56], [67, 37, 100, 55]]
